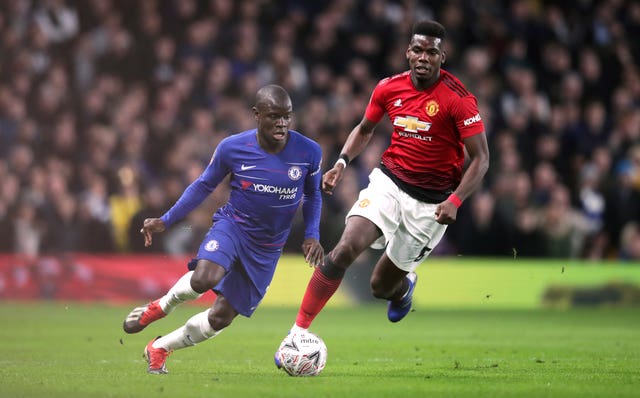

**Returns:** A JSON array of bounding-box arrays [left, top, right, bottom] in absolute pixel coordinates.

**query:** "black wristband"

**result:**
[[338, 153, 351, 165]]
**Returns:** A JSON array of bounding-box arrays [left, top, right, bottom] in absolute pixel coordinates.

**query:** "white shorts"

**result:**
[[346, 168, 447, 272]]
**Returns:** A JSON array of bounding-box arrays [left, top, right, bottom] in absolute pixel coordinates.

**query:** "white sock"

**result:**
[[291, 323, 307, 334], [158, 271, 203, 314], [153, 310, 221, 351]]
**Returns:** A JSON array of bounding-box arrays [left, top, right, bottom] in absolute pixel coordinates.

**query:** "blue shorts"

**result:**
[[188, 217, 282, 317]]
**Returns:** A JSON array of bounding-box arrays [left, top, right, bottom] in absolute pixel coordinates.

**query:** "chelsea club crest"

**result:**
[[288, 166, 302, 181], [204, 240, 219, 252]]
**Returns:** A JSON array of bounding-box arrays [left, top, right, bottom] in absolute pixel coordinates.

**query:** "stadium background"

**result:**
[[0, 0, 639, 305]]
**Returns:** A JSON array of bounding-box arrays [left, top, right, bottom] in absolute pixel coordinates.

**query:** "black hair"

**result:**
[[411, 20, 446, 39]]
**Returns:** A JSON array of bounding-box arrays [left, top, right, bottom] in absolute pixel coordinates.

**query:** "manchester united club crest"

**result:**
[[425, 100, 439, 117]]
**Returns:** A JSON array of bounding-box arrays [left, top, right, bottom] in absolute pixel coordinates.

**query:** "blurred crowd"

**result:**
[[0, 0, 639, 261]]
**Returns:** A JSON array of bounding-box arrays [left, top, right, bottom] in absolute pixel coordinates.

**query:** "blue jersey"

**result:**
[[160, 129, 322, 247]]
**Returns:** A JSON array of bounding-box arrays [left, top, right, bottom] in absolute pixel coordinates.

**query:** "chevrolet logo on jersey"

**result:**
[[393, 116, 432, 133]]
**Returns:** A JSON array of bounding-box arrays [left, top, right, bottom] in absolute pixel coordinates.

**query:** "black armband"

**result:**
[[338, 153, 351, 165]]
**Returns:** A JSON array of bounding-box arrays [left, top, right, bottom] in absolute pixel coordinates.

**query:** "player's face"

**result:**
[[406, 35, 445, 88], [255, 101, 293, 147]]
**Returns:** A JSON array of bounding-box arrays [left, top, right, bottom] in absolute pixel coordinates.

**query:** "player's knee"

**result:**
[[191, 261, 226, 293], [190, 275, 215, 293], [207, 310, 233, 331]]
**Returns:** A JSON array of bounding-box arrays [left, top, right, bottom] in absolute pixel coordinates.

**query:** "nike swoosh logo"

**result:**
[[241, 164, 257, 171]]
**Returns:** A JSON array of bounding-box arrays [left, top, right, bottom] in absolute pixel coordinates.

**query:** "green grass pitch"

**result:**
[[0, 302, 638, 398], [1, 257, 639, 397]]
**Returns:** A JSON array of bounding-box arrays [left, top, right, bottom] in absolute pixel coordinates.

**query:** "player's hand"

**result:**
[[321, 164, 345, 195], [301, 238, 324, 268], [434, 200, 458, 225], [140, 218, 166, 247]]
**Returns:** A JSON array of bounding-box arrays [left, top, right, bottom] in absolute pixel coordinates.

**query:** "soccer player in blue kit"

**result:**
[[122, 85, 324, 374]]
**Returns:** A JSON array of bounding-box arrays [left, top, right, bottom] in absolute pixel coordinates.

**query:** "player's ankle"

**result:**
[[291, 323, 307, 334]]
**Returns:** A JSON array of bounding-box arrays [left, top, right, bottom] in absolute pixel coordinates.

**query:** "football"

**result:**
[[275, 331, 327, 376]]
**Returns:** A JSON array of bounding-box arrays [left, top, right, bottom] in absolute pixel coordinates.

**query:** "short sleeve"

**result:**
[[452, 95, 485, 139], [364, 80, 387, 123]]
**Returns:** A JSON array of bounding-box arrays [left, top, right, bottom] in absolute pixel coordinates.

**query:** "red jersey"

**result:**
[[365, 69, 484, 193]]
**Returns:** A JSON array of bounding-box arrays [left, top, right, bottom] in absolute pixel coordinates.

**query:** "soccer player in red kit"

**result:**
[[275, 20, 489, 365]]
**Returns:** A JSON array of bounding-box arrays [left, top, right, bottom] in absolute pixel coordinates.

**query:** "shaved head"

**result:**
[[253, 84, 293, 152], [255, 84, 292, 110]]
